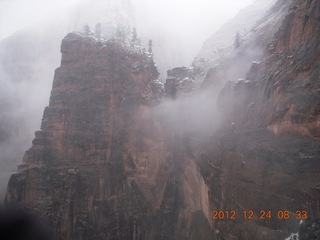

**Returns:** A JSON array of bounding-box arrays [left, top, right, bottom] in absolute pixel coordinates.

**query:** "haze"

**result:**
[[0, 0, 253, 72], [0, 0, 254, 201]]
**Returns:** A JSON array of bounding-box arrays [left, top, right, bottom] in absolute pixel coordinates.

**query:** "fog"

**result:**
[[131, 0, 253, 74], [1, 0, 253, 75], [0, 0, 252, 40], [0, 0, 255, 201]]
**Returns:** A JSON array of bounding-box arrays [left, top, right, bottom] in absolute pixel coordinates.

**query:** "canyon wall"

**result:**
[[199, 0, 320, 239]]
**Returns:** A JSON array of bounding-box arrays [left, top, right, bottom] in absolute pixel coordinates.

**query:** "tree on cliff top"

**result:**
[[130, 28, 142, 49], [83, 24, 91, 35], [131, 28, 138, 44], [148, 39, 153, 55], [95, 23, 102, 38], [234, 31, 241, 49]]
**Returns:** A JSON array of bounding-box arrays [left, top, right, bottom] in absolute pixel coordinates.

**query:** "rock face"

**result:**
[[199, 0, 320, 239], [164, 67, 204, 99], [218, 0, 320, 136], [197, 0, 276, 60], [201, 0, 290, 87], [5, 33, 211, 239]]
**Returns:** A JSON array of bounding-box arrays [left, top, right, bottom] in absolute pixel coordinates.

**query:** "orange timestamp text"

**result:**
[[212, 210, 308, 220]]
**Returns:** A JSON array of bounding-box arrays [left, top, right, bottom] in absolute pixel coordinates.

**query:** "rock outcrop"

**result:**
[[164, 67, 204, 99], [5, 33, 212, 240]]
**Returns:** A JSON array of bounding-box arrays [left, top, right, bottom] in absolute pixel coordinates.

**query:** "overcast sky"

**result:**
[[0, 0, 253, 40], [0, 0, 254, 76], [132, 0, 253, 34], [131, 0, 254, 69]]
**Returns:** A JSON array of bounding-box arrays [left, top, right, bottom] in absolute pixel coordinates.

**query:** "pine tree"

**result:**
[[148, 39, 153, 55], [83, 24, 91, 35], [95, 23, 102, 38], [116, 27, 124, 39], [131, 28, 138, 42], [234, 31, 241, 49], [131, 28, 138, 45]]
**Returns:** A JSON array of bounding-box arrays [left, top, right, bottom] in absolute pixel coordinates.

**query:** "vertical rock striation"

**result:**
[[199, 0, 320, 239]]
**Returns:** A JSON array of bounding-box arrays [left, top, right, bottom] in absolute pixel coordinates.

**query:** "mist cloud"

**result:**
[[1, 0, 253, 76], [0, 0, 254, 201]]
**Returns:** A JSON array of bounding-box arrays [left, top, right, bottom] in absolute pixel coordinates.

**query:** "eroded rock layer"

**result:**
[[199, 0, 320, 239]]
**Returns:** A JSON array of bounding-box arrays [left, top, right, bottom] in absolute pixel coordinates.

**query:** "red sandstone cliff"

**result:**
[[199, 0, 320, 239], [5, 32, 212, 240]]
